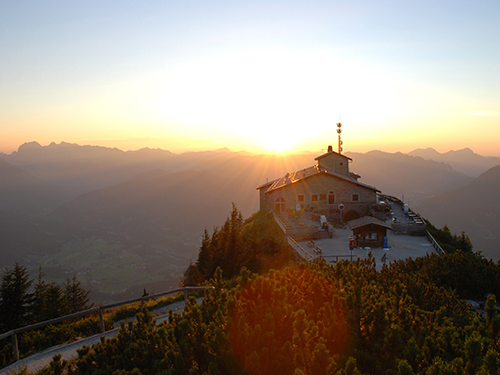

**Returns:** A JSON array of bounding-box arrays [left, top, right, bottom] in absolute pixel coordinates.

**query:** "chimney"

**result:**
[[327, 145, 333, 153]]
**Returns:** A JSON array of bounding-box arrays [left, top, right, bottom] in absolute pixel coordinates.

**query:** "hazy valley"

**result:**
[[1, 142, 499, 303]]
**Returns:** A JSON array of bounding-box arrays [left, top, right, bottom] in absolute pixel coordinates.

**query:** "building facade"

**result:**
[[257, 146, 380, 221]]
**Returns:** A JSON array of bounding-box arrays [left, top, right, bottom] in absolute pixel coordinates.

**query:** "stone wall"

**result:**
[[263, 173, 377, 218]]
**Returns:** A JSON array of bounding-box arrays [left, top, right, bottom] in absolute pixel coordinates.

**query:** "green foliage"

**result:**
[[69, 279, 240, 375], [229, 266, 348, 374], [426, 221, 473, 254], [187, 205, 292, 284], [0, 263, 33, 331], [31, 253, 498, 375], [0, 264, 92, 367], [0, 265, 91, 332], [64, 275, 91, 314], [6, 217, 500, 374]]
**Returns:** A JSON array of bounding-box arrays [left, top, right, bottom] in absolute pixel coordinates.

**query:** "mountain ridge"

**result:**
[[416, 164, 500, 260], [2, 141, 499, 300], [408, 147, 500, 177]]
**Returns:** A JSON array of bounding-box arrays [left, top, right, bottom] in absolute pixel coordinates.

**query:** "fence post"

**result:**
[[12, 332, 19, 361], [98, 308, 105, 333]]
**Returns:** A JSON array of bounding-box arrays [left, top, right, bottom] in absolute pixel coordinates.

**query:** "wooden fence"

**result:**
[[0, 286, 211, 363]]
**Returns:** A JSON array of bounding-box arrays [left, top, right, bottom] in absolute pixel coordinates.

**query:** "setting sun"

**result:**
[[1, 2, 499, 157]]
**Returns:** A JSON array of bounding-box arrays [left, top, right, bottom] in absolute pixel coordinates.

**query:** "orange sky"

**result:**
[[1, 2, 499, 157]]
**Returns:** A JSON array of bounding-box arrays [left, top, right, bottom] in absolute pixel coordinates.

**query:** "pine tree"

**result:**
[[0, 263, 33, 331], [44, 282, 66, 319], [64, 275, 90, 314], [31, 265, 49, 323]]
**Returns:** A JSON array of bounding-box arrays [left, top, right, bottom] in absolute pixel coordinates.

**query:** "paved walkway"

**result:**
[[300, 227, 436, 271], [1, 299, 197, 375], [298, 199, 437, 270]]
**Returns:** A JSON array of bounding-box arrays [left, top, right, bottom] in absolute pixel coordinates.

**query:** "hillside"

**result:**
[[0, 209, 77, 269], [416, 165, 500, 260], [0, 157, 68, 215], [2, 142, 496, 301]]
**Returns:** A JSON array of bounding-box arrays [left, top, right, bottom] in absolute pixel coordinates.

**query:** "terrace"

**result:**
[[273, 194, 442, 271]]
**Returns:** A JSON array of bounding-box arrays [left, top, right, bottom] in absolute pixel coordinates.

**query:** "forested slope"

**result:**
[[24, 219, 500, 375]]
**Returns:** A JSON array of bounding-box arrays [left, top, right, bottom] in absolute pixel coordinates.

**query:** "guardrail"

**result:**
[[272, 211, 288, 234], [0, 286, 211, 363], [426, 230, 444, 255], [287, 236, 317, 262], [320, 254, 355, 263], [272, 211, 322, 263]]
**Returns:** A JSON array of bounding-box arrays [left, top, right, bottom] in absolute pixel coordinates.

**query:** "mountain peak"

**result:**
[[18, 141, 42, 152], [407, 148, 441, 159], [214, 147, 232, 153], [445, 148, 476, 156]]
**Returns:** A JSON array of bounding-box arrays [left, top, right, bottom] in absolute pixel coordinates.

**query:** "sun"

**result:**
[[257, 133, 298, 154]]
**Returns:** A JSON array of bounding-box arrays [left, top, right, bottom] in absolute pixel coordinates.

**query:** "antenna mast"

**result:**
[[337, 117, 343, 154]]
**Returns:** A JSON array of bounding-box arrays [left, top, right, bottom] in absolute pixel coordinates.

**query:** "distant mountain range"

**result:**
[[1, 141, 499, 301], [415, 165, 500, 261], [408, 147, 500, 177], [345, 150, 474, 205]]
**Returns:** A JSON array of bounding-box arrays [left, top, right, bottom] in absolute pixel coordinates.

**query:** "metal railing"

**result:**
[[319, 254, 355, 263], [272, 211, 320, 262], [0, 286, 211, 363], [272, 210, 288, 234], [426, 230, 444, 255], [287, 236, 317, 262]]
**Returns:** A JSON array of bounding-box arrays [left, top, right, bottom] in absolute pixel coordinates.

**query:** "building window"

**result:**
[[320, 194, 327, 201], [275, 197, 286, 213], [311, 194, 318, 202], [352, 194, 359, 202], [297, 194, 304, 202], [328, 191, 335, 204]]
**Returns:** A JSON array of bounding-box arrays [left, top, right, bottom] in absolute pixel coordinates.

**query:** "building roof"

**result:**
[[348, 216, 393, 230], [257, 164, 380, 193], [314, 150, 352, 162]]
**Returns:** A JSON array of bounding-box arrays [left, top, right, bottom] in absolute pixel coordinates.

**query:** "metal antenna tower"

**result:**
[[337, 117, 343, 154]]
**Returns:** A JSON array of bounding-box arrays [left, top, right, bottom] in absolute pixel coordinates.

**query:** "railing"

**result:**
[[320, 255, 355, 263], [0, 286, 211, 363], [287, 236, 316, 262], [272, 211, 319, 262], [426, 230, 444, 255], [272, 210, 288, 234]]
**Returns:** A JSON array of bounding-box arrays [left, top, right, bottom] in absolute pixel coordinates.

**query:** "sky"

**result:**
[[1, 0, 499, 156]]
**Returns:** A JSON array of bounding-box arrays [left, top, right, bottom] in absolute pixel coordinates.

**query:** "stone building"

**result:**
[[257, 146, 380, 222]]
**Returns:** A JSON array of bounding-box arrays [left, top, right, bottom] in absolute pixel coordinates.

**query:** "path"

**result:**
[[1, 299, 197, 374]]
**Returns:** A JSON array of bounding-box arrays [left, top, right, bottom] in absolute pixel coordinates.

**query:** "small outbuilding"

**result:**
[[348, 216, 392, 248]]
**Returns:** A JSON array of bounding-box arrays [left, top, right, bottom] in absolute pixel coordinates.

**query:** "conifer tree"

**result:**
[[31, 266, 49, 323], [43, 282, 66, 320], [0, 263, 33, 331], [64, 275, 90, 314]]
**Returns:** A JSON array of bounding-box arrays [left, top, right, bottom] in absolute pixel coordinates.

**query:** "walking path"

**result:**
[[1, 299, 197, 375]]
